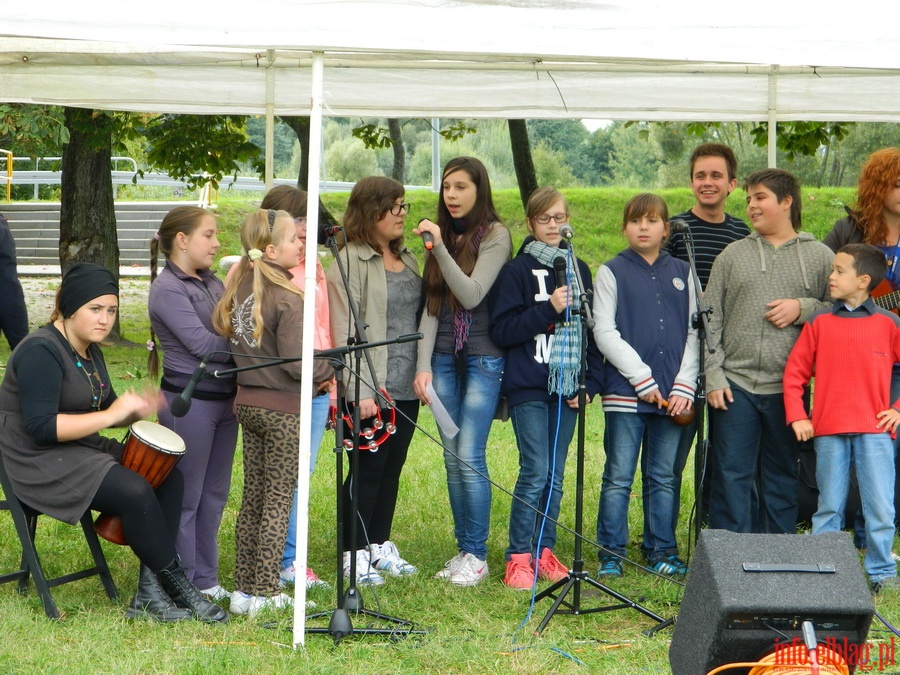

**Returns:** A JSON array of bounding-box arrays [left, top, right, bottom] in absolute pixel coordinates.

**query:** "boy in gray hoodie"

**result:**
[[705, 169, 833, 534]]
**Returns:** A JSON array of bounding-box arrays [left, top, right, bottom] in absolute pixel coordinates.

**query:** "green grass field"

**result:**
[[1, 186, 898, 674]]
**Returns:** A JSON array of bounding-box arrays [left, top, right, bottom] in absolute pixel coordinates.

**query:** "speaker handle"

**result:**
[[742, 563, 836, 574]]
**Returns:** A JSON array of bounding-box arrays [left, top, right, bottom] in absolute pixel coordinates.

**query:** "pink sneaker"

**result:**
[[305, 566, 330, 590], [535, 548, 570, 582], [503, 553, 535, 590]]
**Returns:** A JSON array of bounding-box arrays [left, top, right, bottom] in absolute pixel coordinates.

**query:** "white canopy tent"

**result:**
[[4, 0, 899, 646]]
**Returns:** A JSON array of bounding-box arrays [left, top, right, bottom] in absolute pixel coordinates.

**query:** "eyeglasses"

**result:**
[[389, 203, 410, 216], [533, 213, 569, 225]]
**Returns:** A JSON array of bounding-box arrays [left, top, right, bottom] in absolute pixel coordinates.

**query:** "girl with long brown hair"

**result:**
[[412, 157, 511, 586], [148, 205, 238, 604]]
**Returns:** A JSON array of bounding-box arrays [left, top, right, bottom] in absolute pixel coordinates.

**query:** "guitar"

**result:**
[[872, 278, 900, 314]]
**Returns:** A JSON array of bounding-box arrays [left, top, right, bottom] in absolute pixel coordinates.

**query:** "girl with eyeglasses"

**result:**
[[326, 176, 422, 586], [487, 187, 604, 589], [213, 209, 335, 617], [413, 157, 512, 587]]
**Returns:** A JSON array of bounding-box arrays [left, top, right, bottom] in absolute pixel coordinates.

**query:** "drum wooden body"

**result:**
[[94, 421, 186, 545]]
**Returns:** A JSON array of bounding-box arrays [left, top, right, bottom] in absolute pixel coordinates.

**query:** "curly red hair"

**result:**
[[855, 148, 900, 244]]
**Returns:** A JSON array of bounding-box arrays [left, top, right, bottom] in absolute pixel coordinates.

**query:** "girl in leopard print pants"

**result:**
[[213, 209, 334, 617]]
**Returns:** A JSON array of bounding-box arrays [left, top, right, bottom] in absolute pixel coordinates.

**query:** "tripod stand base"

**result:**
[[534, 569, 670, 636], [306, 585, 431, 644]]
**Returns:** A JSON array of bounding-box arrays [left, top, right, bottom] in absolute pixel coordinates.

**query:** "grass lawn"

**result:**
[[2, 186, 899, 673]]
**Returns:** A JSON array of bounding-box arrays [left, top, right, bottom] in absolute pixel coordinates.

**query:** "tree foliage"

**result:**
[[0, 103, 68, 157], [142, 114, 264, 189]]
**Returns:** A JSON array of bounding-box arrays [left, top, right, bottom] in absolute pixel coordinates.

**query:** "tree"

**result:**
[[279, 115, 341, 235], [59, 107, 122, 337], [508, 119, 538, 208]]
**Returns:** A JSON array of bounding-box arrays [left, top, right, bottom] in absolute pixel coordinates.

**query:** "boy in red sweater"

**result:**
[[784, 243, 900, 592]]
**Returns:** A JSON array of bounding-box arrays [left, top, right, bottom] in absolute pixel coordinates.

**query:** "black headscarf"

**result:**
[[58, 263, 119, 317]]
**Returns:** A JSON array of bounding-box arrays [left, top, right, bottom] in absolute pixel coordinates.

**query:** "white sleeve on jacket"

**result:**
[[591, 265, 656, 391]]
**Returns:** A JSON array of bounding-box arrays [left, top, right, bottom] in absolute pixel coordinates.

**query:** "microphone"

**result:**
[[671, 218, 690, 233], [170, 361, 208, 418], [321, 224, 343, 241], [553, 256, 568, 290], [559, 224, 574, 240], [418, 219, 434, 250]]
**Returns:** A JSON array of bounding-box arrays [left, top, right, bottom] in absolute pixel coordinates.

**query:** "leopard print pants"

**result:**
[[234, 405, 300, 596]]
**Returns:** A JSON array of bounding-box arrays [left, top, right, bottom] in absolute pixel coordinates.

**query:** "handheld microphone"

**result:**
[[559, 224, 574, 240], [418, 219, 434, 250], [671, 218, 690, 233], [170, 361, 208, 418], [553, 256, 568, 290]]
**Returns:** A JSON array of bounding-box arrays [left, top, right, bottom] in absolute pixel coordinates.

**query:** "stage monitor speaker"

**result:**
[[669, 529, 874, 675]]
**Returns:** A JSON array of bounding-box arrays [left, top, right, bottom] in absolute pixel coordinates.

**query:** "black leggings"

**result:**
[[90, 464, 183, 572]]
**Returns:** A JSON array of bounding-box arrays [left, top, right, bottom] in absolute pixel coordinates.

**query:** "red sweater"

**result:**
[[783, 300, 900, 436]]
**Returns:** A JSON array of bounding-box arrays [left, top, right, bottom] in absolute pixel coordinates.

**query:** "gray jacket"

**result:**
[[705, 231, 834, 395], [326, 241, 420, 403]]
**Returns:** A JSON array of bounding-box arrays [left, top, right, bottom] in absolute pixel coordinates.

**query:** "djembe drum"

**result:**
[[93, 420, 186, 545]]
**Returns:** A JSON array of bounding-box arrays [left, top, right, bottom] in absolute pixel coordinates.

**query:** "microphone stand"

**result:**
[[534, 239, 669, 635], [304, 231, 426, 644], [679, 225, 715, 545], [641, 224, 716, 638]]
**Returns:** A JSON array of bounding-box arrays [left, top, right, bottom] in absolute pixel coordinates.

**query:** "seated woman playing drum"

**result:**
[[0, 263, 227, 623]]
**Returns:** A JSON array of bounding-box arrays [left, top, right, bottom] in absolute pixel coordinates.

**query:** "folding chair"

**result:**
[[0, 453, 118, 619]]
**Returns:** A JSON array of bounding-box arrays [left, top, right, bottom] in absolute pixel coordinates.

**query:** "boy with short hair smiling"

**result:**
[[704, 169, 833, 534], [784, 243, 900, 592]]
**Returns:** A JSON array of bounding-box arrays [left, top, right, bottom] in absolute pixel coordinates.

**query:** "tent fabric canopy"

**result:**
[[2, 0, 899, 121]]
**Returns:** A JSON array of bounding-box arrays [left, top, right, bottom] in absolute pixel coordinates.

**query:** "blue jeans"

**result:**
[[597, 412, 681, 560], [814, 433, 896, 583], [708, 381, 800, 534], [507, 399, 577, 559], [432, 352, 504, 561], [282, 393, 330, 569]]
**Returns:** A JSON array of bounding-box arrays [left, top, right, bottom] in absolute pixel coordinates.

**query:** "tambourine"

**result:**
[[329, 388, 397, 452]]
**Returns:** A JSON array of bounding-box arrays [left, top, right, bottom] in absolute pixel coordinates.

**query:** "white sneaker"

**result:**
[[230, 591, 295, 618], [449, 553, 489, 587], [434, 552, 466, 580], [247, 593, 294, 618], [342, 549, 385, 586], [892, 551, 900, 563], [369, 541, 417, 576], [199, 584, 232, 602], [229, 590, 253, 615]]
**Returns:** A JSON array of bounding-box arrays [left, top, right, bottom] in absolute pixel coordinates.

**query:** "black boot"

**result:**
[[124, 565, 192, 622], [156, 558, 229, 624]]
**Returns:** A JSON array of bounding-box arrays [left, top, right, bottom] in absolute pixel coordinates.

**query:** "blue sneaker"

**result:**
[[597, 555, 624, 578], [649, 555, 688, 577]]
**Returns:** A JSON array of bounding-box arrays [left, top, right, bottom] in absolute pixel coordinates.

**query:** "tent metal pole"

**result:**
[[431, 118, 440, 192], [768, 65, 778, 168], [265, 49, 275, 189], [292, 50, 325, 650]]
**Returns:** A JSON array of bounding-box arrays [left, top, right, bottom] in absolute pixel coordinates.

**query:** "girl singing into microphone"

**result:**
[[413, 157, 511, 587]]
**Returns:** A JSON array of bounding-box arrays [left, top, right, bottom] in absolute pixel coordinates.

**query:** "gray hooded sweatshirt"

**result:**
[[704, 231, 834, 396]]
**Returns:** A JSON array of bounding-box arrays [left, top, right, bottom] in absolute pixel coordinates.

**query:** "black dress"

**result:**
[[0, 325, 122, 524]]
